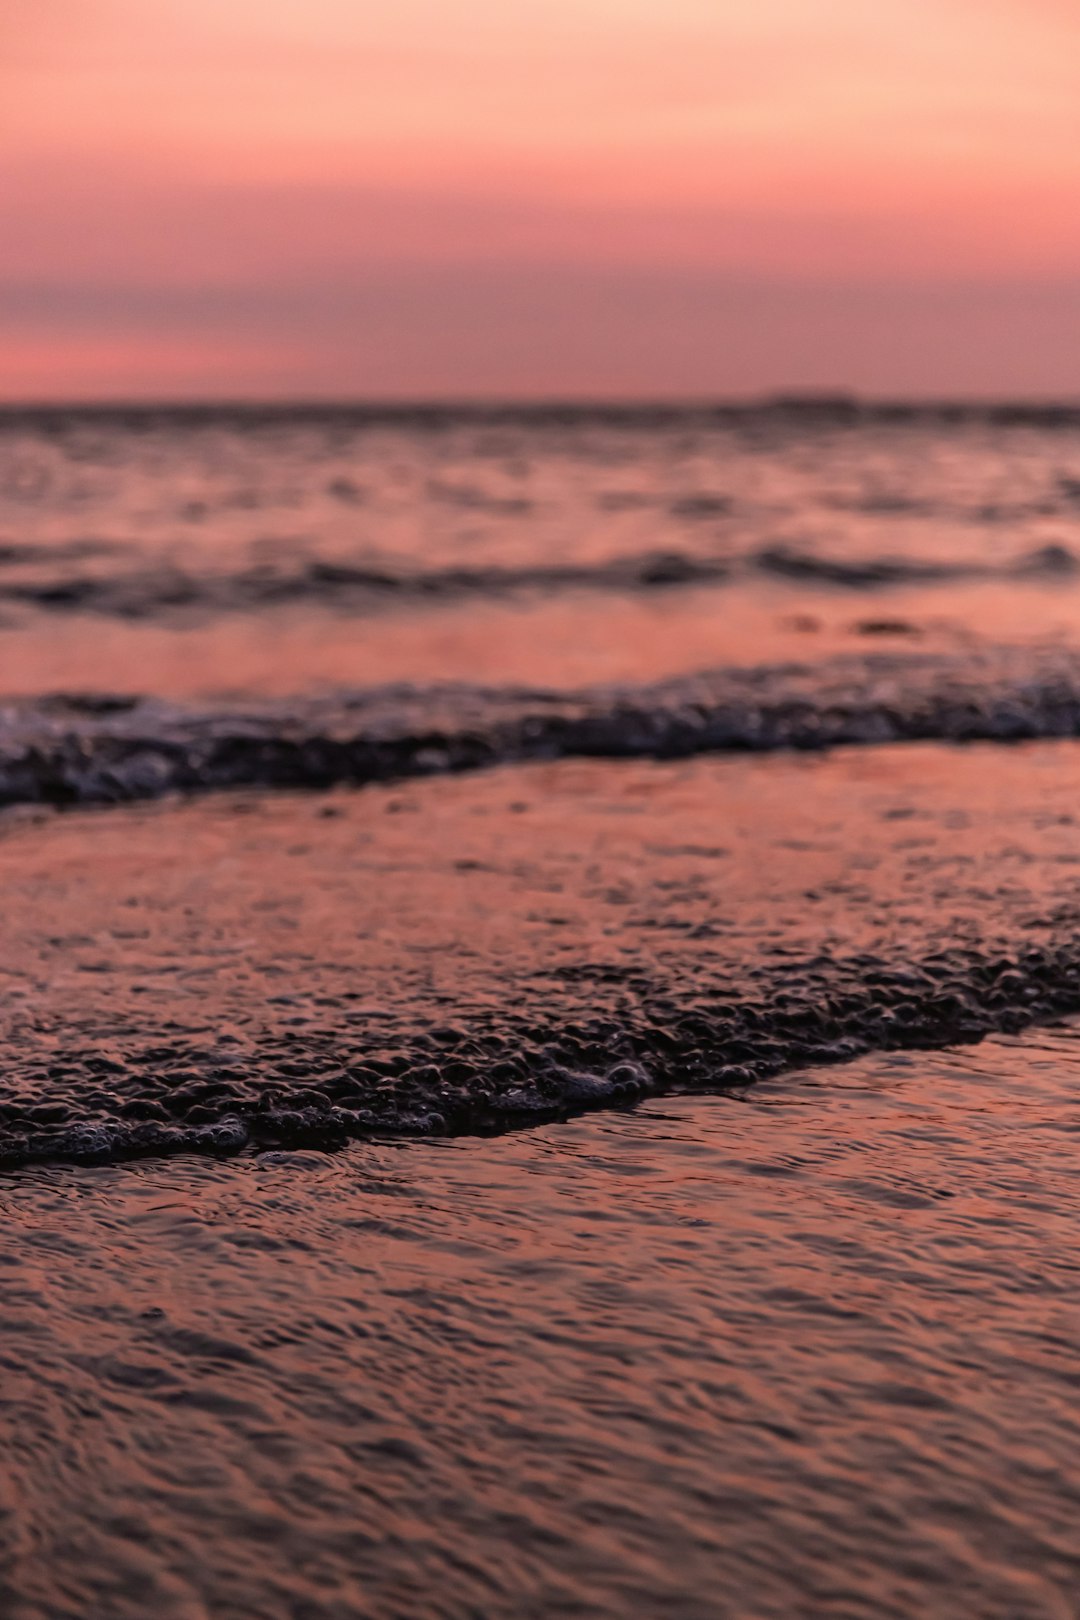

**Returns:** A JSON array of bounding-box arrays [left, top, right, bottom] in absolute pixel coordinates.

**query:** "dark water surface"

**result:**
[[5, 1034, 1080, 1620], [4, 406, 1080, 1614]]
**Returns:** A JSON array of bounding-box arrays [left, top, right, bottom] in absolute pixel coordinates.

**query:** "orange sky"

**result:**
[[4, 0, 1080, 398]]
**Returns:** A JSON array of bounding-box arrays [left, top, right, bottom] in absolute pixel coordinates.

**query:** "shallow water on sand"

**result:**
[[3, 742, 1080, 1162], [4, 1033, 1080, 1620]]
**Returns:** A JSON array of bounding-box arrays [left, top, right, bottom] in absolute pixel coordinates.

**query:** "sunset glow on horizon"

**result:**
[[5, 0, 1080, 399]]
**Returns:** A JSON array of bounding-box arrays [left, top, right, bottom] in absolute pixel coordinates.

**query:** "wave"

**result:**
[[752, 544, 975, 586], [753, 541, 1080, 586], [0, 550, 732, 616], [3, 931, 1080, 1169], [6, 645, 1080, 806], [0, 541, 1075, 619], [0, 538, 118, 566]]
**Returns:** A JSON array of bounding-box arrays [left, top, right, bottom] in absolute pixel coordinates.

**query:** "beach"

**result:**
[[3, 404, 1080, 1615]]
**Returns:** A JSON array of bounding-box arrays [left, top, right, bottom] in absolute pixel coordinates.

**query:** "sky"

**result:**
[[3, 0, 1080, 399]]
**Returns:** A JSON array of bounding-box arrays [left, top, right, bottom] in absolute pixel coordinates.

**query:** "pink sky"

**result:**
[[4, 0, 1080, 398]]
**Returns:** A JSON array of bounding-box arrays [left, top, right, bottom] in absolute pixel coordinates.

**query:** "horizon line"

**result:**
[[3, 391, 1080, 415]]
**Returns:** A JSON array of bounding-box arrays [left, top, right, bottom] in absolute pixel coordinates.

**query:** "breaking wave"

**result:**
[[5, 931, 1080, 1170], [5, 645, 1080, 807]]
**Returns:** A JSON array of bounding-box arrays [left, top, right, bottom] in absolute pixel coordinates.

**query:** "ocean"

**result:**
[[2, 401, 1080, 1617]]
